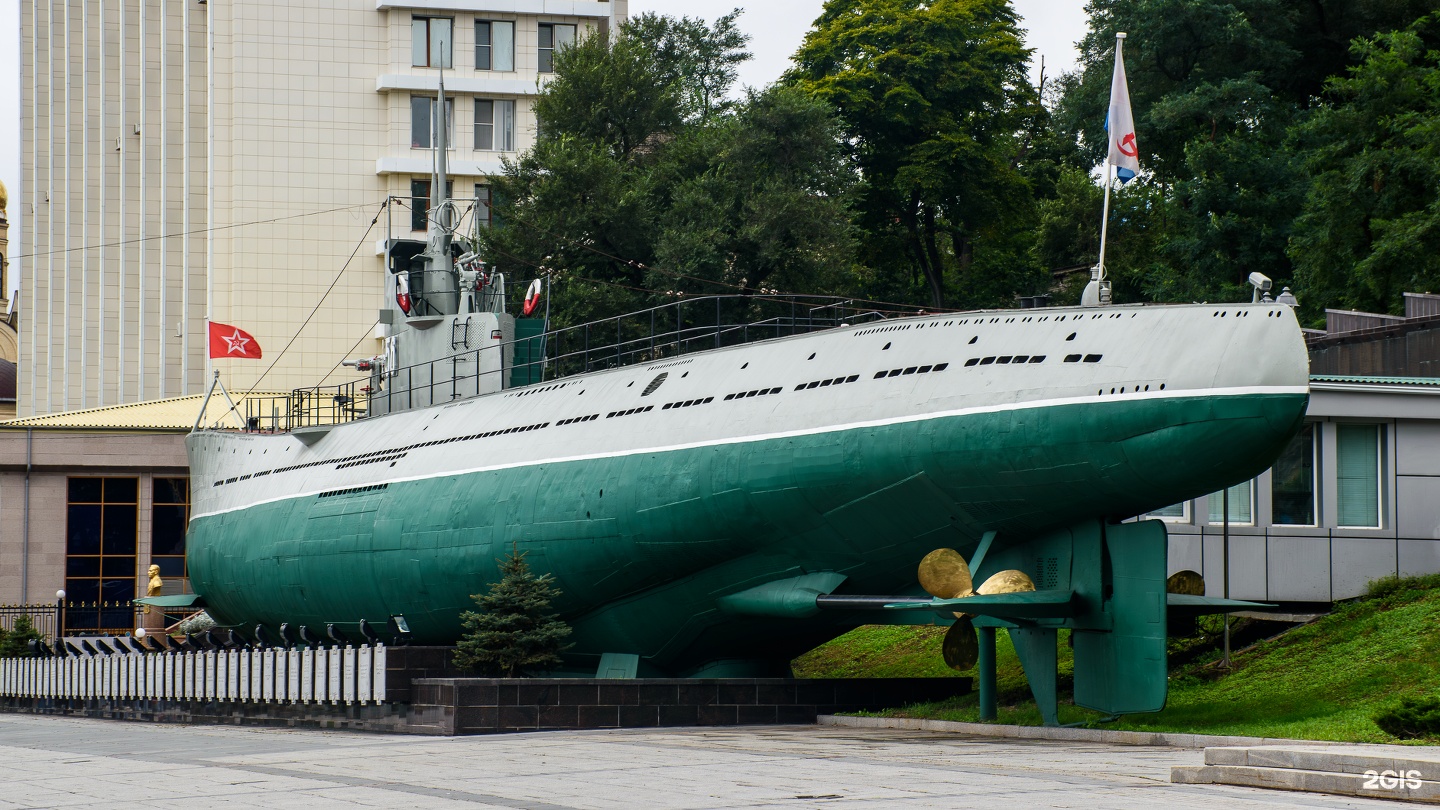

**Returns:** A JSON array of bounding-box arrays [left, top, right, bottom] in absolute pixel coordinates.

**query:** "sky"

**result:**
[[0, 0, 1090, 292]]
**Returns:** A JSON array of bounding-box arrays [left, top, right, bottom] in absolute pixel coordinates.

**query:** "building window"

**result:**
[[1337, 423, 1383, 528], [1271, 423, 1317, 526], [1208, 481, 1253, 525], [410, 179, 454, 232], [477, 20, 515, 71], [475, 99, 515, 151], [475, 185, 492, 228], [64, 477, 138, 633], [1144, 501, 1190, 523], [412, 17, 453, 68], [151, 477, 189, 584], [411, 96, 454, 149], [538, 23, 576, 73]]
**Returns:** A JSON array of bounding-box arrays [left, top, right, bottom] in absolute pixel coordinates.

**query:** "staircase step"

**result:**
[[1173, 745, 1440, 804]]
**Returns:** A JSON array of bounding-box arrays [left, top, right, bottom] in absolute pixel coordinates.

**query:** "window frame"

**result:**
[[476, 19, 515, 72], [475, 184, 492, 228], [1143, 500, 1191, 524], [411, 16, 454, 69], [1336, 422, 1385, 530], [64, 476, 140, 634], [410, 95, 455, 150], [1208, 480, 1255, 527], [1270, 422, 1319, 527], [474, 98, 515, 152], [538, 22, 577, 73], [150, 477, 191, 585]]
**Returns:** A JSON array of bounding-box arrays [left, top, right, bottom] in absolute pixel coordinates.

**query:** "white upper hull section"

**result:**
[[189, 303, 1310, 519]]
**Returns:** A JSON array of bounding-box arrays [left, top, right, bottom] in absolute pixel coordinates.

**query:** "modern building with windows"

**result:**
[[19, 1, 625, 417], [0, 392, 277, 633], [1149, 376, 1440, 602]]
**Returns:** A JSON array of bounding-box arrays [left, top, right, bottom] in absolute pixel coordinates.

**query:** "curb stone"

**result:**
[[815, 714, 1342, 749]]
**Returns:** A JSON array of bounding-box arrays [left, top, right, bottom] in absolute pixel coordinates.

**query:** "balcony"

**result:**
[[375, 0, 613, 16]]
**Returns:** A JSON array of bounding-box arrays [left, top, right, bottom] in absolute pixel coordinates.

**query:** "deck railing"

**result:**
[[243, 295, 906, 431]]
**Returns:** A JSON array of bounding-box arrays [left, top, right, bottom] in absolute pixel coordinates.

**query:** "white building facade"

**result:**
[[1151, 376, 1440, 603], [20, 0, 624, 416]]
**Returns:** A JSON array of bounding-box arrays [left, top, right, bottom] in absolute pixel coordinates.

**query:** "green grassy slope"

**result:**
[[792, 575, 1440, 742]]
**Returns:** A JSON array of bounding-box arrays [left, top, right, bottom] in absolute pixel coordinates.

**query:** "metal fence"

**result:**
[[0, 644, 388, 705], [2, 603, 208, 642], [0, 605, 57, 643]]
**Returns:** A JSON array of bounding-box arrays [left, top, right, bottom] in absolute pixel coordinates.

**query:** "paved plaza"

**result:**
[[0, 714, 1405, 809]]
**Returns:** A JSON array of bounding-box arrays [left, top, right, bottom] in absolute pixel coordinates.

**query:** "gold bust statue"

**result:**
[[144, 564, 163, 614]]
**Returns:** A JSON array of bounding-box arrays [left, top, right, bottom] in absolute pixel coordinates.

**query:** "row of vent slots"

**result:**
[[796, 375, 860, 390], [337, 452, 408, 470], [318, 483, 390, 499], [724, 387, 782, 401], [873, 363, 949, 379], [1098, 383, 1166, 395], [607, 405, 655, 418], [662, 397, 715, 410], [509, 381, 574, 398], [213, 355, 984, 488], [557, 414, 600, 426], [959, 353, 1102, 367], [213, 421, 553, 487], [854, 310, 1144, 336]]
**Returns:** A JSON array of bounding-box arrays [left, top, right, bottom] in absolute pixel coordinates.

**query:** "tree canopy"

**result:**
[[481, 3, 1440, 326]]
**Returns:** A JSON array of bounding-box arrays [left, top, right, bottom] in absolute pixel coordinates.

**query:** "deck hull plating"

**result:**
[[186, 303, 1309, 673]]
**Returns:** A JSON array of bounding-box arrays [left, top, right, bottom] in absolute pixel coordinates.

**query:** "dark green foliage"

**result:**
[[623, 10, 751, 123], [1053, 0, 1434, 311], [1289, 18, 1440, 316], [1373, 696, 1440, 739], [788, 0, 1047, 309], [484, 12, 858, 326], [453, 548, 572, 677], [0, 616, 44, 658]]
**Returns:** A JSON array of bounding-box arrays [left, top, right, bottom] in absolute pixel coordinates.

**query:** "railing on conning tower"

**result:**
[[242, 295, 906, 432]]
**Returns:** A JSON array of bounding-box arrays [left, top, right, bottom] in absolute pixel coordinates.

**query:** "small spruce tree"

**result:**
[[0, 616, 44, 658], [453, 546, 572, 677]]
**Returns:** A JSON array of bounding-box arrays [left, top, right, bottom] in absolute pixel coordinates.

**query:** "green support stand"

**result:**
[[977, 626, 997, 721], [1008, 626, 1059, 727]]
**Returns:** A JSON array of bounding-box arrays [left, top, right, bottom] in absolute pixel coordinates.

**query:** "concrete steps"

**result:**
[[1173, 744, 1440, 803]]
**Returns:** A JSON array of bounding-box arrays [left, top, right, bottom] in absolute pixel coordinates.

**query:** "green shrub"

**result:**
[[453, 546, 572, 677], [1374, 696, 1440, 739], [0, 615, 44, 657]]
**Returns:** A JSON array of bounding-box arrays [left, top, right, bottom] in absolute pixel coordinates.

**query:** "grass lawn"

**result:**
[[791, 575, 1440, 743]]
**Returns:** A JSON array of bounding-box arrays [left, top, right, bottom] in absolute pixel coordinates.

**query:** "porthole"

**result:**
[[883, 342, 892, 350], [968, 336, 978, 345], [1066, 332, 1076, 341]]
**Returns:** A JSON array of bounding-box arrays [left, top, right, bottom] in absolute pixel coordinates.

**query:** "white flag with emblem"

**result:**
[[1106, 34, 1140, 183]]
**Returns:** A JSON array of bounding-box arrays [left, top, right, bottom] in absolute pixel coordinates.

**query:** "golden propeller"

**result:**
[[1166, 569, 1205, 596], [920, 548, 1037, 671]]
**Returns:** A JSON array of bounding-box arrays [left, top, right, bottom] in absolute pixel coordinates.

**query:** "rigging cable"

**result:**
[[237, 199, 388, 403], [12, 201, 383, 261]]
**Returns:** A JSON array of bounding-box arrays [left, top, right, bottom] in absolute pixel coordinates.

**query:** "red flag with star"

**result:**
[[208, 321, 263, 359]]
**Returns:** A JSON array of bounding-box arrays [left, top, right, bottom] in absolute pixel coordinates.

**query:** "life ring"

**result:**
[[523, 278, 543, 316]]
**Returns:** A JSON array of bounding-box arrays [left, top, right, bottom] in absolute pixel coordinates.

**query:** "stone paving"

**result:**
[[0, 714, 1405, 809]]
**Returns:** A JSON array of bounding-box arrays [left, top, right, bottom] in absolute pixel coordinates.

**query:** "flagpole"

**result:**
[[1086, 31, 1128, 307], [1097, 157, 1113, 283]]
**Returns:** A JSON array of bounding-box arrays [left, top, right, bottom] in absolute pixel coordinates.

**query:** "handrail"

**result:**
[[238, 295, 913, 432]]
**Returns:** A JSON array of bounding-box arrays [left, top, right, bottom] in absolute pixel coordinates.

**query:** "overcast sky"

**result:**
[[0, 0, 1089, 286]]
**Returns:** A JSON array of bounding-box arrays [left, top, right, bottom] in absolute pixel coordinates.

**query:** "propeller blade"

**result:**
[[1166, 569, 1205, 596], [918, 548, 974, 599], [976, 569, 1037, 595], [942, 616, 979, 671]]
